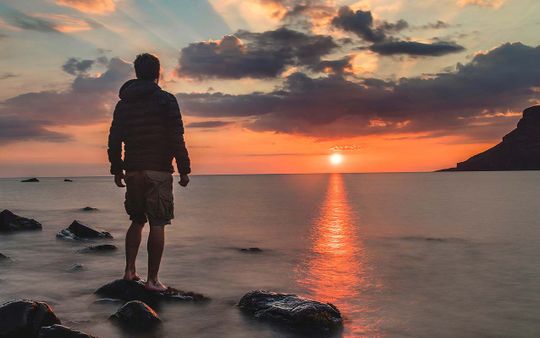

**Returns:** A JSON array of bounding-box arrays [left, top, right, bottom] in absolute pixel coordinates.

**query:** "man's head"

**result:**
[[134, 53, 160, 82]]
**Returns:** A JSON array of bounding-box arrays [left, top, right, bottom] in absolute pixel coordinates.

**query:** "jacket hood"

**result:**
[[119, 79, 160, 101]]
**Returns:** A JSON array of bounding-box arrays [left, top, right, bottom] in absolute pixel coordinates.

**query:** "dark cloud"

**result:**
[[177, 27, 338, 79], [369, 40, 465, 56], [331, 6, 407, 43], [62, 58, 95, 75], [186, 120, 233, 128], [419, 20, 451, 29], [177, 43, 540, 139], [0, 57, 132, 144], [308, 56, 353, 75], [5, 12, 59, 33]]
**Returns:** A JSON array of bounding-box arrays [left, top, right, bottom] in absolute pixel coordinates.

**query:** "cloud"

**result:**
[[0, 57, 132, 144], [177, 43, 540, 140], [369, 40, 465, 56], [0, 72, 18, 80], [419, 20, 451, 30], [0, 11, 96, 33], [331, 6, 407, 43], [55, 0, 116, 14], [62, 58, 95, 75], [457, 0, 505, 8], [186, 120, 234, 128], [3, 12, 59, 33], [177, 27, 339, 79]]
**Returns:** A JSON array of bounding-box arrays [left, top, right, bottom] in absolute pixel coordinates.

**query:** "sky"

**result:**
[[0, 0, 539, 176]]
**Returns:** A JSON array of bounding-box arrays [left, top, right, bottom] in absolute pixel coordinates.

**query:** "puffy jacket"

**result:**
[[107, 79, 191, 175]]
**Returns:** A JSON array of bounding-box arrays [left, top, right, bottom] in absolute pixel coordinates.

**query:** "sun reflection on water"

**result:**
[[297, 174, 379, 337]]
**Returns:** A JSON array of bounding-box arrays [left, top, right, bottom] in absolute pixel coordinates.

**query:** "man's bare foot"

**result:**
[[145, 280, 168, 292], [123, 271, 141, 282]]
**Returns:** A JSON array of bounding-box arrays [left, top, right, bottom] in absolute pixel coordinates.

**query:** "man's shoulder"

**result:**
[[155, 89, 177, 105]]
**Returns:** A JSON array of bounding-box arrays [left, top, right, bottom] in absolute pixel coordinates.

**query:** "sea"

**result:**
[[1, 172, 540, 337]]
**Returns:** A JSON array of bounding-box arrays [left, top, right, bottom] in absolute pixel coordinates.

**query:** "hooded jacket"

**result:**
[[107, 79, 191, 175]]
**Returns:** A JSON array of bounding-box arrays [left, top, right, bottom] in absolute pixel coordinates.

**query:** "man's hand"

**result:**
[[114, 172, 126, 187], [179, 174, 190, 187]]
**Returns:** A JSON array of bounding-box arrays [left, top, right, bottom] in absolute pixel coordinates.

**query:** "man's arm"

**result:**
[[107, 102, 125, 186], [164, 94, 191, 185]]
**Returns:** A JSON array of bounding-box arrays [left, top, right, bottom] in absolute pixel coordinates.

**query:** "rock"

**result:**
[[442, 105, 540, 171], [239, 247, 263, 253], [38, 324, 96, 338], [78, 244, 117, 253], [0, 210, 43, 232], [67, 264, 84, 272], [238, 290, 343, 333], [0, 253, 9, 260], [80, 207, 98, 212], [95, 279, 208, 305], [110, 301, 161, 330], [64, 179, 73, 182], [0, 299, 61, 337], [21, 178, 39, 182], [56, 220, 112, 240]]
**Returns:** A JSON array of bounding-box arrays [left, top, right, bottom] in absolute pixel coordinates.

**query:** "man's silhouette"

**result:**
[[108, 53, 190, 292]]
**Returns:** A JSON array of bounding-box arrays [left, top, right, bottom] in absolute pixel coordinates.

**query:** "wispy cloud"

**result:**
[[55, 0, 116, 15]]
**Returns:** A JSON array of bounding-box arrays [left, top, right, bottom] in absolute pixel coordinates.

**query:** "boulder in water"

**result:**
[[63, 179, 73, 182], [21, 178, 39, 182], [238, 290, 343, 333], [0, 210, 42, 232], [78, 244, 117, 253], [0, 299, 61, 337], [80, 207, 98, 212], [239, 247, 263, 253], [0, 253, 9, 260], [68, 263, 84, 272], [110, 301, 161, 330], [57, 220, 112, 240], [38, 324, 96, 338], [95, 279, 208, 305]]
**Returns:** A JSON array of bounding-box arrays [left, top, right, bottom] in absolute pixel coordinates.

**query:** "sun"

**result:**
[[329, 153, 343, 165]]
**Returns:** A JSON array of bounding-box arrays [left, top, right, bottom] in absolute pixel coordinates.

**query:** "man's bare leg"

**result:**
[[146, 225, 167, 292], [124, 221, 144, 281]]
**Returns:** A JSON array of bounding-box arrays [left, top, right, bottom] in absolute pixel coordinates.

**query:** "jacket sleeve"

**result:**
[[107, 102, 124, 175], [165, 94, 191, 175]]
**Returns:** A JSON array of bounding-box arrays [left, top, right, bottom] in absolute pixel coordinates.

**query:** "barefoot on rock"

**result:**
[[145, 280, 168, 293]]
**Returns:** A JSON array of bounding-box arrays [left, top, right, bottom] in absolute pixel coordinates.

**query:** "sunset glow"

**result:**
[[330, 153, 343, 166]]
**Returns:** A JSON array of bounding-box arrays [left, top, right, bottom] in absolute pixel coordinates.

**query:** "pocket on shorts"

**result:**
[[145, 171, 174, 221]]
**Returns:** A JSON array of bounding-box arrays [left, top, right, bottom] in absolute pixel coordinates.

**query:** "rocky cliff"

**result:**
[[443, 105, 540, 171]]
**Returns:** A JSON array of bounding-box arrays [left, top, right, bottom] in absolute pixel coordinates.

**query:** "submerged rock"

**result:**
[[80, 207, 98, 212], [238, 290, 343, 333], [64, 179, 73, 182], [67, 263, 84, 272], [0, 299, 61, 337], [239, 247, 263, 253], [110, 301, 161, 330], [78, 244, 117, 253], [0, 253, 9, 260], [95, 279, 208, 305], [21, 178, 39, 182], [0, 209, 43, 232], [38, 324, 96, 338], [57, 220, 112, 240]]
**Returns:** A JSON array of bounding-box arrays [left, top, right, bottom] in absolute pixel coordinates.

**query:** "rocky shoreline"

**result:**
[[0, 209, 344, 337]]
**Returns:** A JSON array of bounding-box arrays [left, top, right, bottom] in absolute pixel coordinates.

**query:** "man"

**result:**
[[107, 53, 190, 292]]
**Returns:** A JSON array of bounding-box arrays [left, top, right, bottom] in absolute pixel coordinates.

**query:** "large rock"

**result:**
[[57, 221, 112, 240], [21, 178, 39, 182], [78, 244, 117, 253], [38, 324, 96, 338], [442, 105, 540, 171], [110, 301, 160, 330], [95, 279, 208, 305], [80, 207, 98, 212], [238, 290, 343, 333], [0, 300, 61, 337], [0, 210, 42, 232]]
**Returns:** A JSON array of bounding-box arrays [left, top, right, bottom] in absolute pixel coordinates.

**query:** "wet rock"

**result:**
[[78, 244, 117, 253], [0, 299, 61, 337], [238, 290, 343, 333], [64, 179, 73, 182], [21, 178, 39, 182], [110, 301, 161, 330], [0, 253, 9, 260], [0, 210, 43, 232], [67, 264, 84, 272], [38, 324, 96, 338], [57, 220, 112, 240], [81, 207, 98, 212], [95, 279, 208, 305], [239, 247, 263, 253]]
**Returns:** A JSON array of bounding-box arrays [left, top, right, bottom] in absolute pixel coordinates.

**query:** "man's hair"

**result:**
[[134, 53, 160, 80]]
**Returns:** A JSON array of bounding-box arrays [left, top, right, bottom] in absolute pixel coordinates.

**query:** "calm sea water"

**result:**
[[1, 173, 540, 338]]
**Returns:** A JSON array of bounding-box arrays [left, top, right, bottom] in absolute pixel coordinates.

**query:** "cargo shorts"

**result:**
[[124, 170, 174, 226]]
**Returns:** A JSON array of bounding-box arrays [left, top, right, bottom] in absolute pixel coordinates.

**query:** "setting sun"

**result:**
[[330, 153, 343, 165]]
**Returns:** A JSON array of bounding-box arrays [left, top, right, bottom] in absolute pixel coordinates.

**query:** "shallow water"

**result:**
[[1, 172, 540, 337]]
